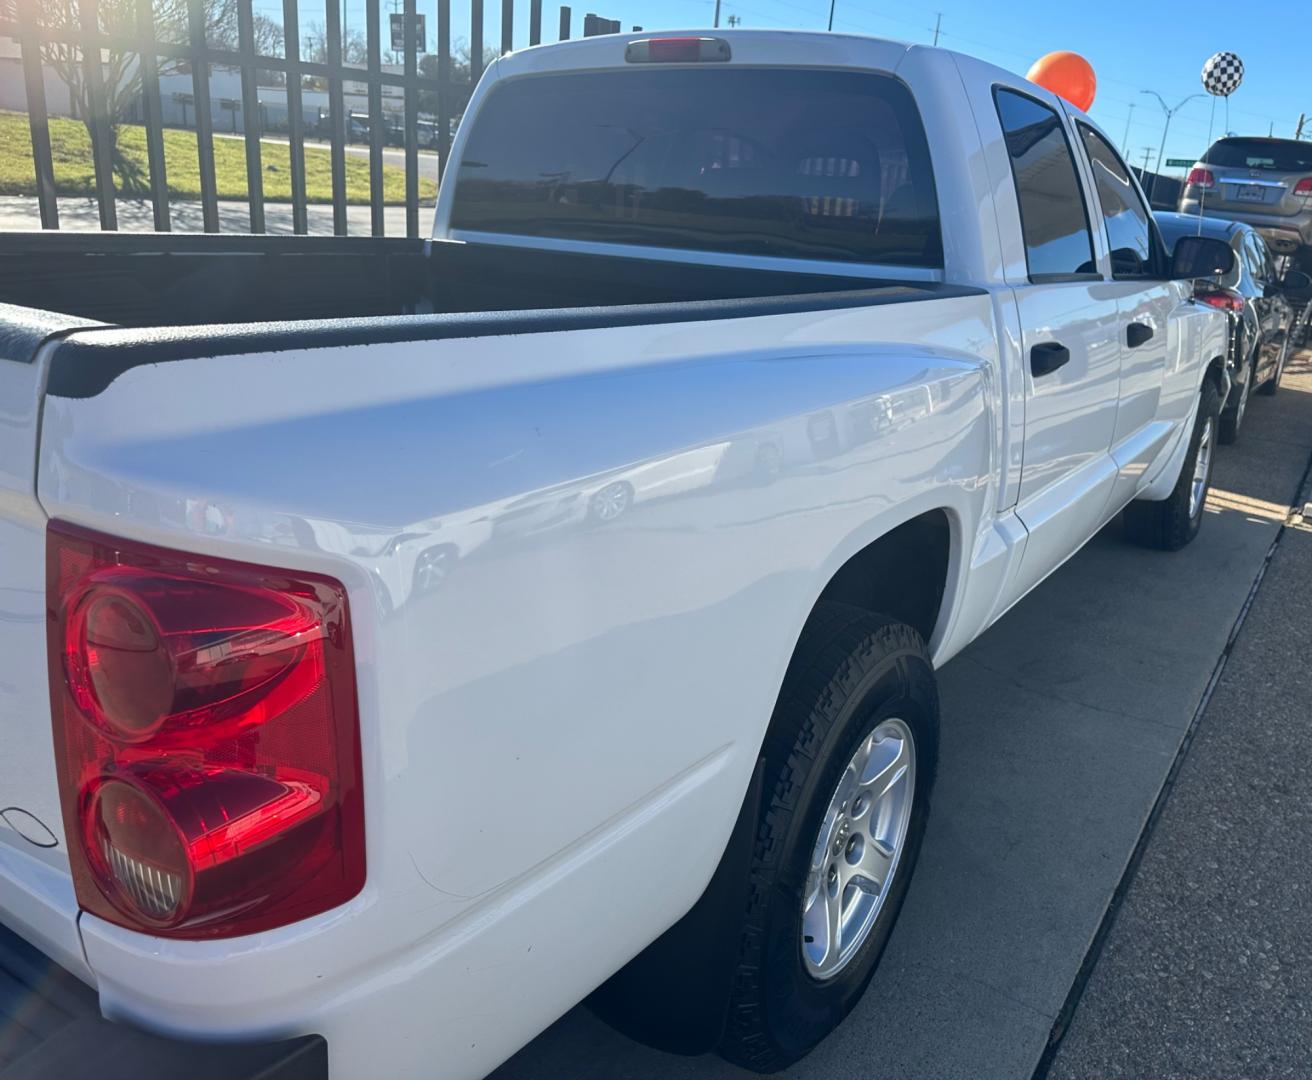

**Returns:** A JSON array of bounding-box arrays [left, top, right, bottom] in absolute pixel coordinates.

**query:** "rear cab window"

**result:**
[[450, 68, 943, 269], [993, 88, 1097, 281]]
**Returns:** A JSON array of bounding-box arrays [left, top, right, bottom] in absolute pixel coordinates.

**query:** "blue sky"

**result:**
[[258, 0, 1306, 172]]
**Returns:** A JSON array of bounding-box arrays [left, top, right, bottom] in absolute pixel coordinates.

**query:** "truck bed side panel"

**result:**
[[28, 292, 1002, 1079]]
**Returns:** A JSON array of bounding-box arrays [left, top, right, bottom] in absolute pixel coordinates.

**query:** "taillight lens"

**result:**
[[1294, 177, 1312, 197], [47, 521, 365, 939], [1187, 167, 1216, 190], [1194, 287, 1245, 312]]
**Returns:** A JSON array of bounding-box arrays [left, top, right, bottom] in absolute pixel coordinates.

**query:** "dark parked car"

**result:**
[[1156, 211, 1309, 441]]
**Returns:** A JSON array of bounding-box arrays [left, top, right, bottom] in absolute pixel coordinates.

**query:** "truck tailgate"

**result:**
[[0, 922, 327, 1079]]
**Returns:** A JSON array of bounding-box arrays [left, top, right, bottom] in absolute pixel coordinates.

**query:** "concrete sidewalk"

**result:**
[[1048, 355, 1312, 1078], [0, 195, 431, 235]]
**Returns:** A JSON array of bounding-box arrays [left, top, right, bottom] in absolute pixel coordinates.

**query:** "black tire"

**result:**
[[1218, 344, 1255, 445], [717, 603, 939, 1073], [1258, 334, 1290, 396], [1124, 376, 1221, 551]]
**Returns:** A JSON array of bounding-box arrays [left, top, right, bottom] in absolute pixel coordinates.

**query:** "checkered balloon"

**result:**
[[1201, 51, 1244, 97]]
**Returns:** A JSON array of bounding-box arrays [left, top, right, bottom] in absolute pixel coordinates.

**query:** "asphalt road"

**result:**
[[1048, 361, 1312, 1080], [0, 195, 423, 236], [211, 131, 443, 184], [489, 350, 1312, 1080]]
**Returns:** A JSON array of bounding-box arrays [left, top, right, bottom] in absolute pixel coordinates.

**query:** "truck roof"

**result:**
[[489, 27, 1010, 85]]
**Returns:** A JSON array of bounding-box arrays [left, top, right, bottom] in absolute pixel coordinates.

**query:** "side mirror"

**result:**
[[1170, 235, 1235, 280], [1279, 269, 1312, 296]]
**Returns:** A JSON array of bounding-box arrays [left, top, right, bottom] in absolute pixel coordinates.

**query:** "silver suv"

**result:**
[[1179, 137, 1312, 269]]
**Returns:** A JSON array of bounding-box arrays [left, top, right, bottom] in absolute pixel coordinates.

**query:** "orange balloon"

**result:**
[[1026, 51, 1097, 112]]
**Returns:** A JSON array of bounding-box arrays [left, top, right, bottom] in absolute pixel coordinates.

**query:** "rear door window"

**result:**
[[451, 68, 942, 268], [1079, 124, 1154, 278], [993, 88, 1097, 280]]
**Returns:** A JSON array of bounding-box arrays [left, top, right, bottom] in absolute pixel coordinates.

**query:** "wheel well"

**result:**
[[1206, 355, 1228, 397], [812, 509, 951, 645]]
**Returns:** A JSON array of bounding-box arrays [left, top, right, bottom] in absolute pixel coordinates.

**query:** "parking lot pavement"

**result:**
[[1047, 357, 1312, 1080], [490, 351, 1312, 1080], [0, 195, 429, 235]]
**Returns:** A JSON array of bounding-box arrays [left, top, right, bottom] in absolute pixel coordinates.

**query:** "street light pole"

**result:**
[[1141, 89, 1205, 205]]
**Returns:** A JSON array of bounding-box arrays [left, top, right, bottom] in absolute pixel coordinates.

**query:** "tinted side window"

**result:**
[[452, 68, 943, 268], [994, 88, 1096, 280], [1079, 125, 1153, 278], [1243, 234, 1268, 283]]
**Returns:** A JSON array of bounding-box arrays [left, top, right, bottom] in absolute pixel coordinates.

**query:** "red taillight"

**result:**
[[624, 36, 731, 63], [1194, 287, 1245, 312], [1187, 167, 1216, 190], [47, 521, 364, 939], [1294, 178, 1312, 197]]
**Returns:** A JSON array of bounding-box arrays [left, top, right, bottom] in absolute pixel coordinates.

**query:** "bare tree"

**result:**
[[417, 40, 495, 114], [300, 20, 366, 88], [21, 0, 263, 186]]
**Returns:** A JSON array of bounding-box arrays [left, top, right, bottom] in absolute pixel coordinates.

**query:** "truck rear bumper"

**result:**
[[0, 922, 327, 1080]]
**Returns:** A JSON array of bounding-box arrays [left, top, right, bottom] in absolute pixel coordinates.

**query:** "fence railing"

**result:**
[[1, 0, 627, 235]]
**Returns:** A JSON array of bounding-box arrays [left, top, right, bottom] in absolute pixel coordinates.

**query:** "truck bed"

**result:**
[[0, 923, 326, 1079], [0, 232, 887, 329]]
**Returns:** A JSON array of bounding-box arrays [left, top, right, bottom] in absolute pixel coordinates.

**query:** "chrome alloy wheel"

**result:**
[[1189, 415, 1214, 520], [801, 717, 916, 980]]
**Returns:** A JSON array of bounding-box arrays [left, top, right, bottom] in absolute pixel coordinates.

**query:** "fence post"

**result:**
[[559, 5, 570, 39], [437, 0, 451, 179], [16, 9, 59, 229], [79, 0, 118, 230], [403, 0, 420, 237], [237, 0, 265, 233], [325, 0, 349, 235], [282, 0, 308, 233], [470, 0, 484, 83], [187, 0, 220, 231], [135, 0, 170, 231], [365, 0, 386, 236]]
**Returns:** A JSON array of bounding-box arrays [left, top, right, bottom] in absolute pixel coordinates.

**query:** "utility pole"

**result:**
[[1297, 113, 1307, 140], [827, 0, 835, 31], [726, 13, 740, 25], [713, 0, 720, 26], [932, 12, 941, 45], [1140, 89, 1204, 203], [1121, 103, 1135, 157], [1140, 146, 1156, 180]]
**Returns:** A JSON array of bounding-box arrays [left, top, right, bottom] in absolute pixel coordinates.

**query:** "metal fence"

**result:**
[[1, 0, 625, 235]]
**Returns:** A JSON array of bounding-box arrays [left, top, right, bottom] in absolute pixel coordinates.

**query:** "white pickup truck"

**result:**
[[0, 29, 1235, 1080]]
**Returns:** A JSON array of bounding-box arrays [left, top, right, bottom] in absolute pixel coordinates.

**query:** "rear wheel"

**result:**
[[1219, 344, 1255, 444], [1259, 334, 1290, 396], [1124, 377, 1221, 551], [717, 604, 938, 1073]]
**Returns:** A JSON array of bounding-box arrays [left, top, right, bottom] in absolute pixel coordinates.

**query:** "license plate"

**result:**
[[1233, 184, 1267, 203]]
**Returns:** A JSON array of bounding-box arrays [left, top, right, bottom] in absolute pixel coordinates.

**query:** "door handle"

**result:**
[[1127, 322, 1154, 348], [1030, 342, 1071, 377]]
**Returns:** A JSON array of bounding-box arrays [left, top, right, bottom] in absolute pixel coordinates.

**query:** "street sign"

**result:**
[[1165, 158, 1194, 167], [390, 12, 427, 52]]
